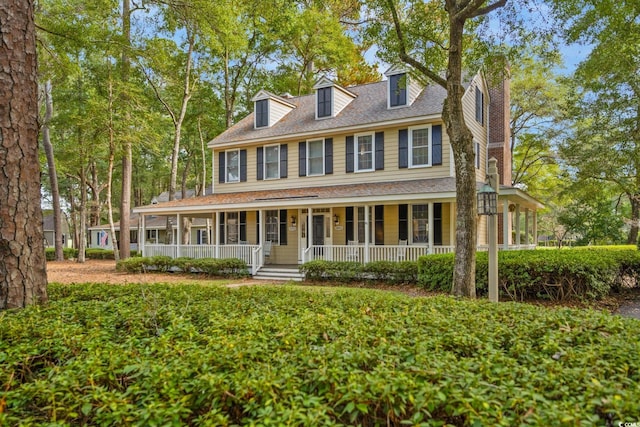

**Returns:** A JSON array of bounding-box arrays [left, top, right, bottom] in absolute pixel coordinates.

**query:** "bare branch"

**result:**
[[468, 0, 507, 19]]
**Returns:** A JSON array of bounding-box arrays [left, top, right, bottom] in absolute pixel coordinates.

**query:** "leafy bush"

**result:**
[[85, 248, 114, 260], [1, 284, 639, 425], [116, 256, 249, 278], [418, 247, 640, 301], [300, 260, 418, 285], [44, 247, 77, 260]]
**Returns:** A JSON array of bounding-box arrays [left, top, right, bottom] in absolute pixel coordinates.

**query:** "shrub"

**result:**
[[1, 284, 639, 425], [300, 260, 418, 285], [85, 248, 114, 260], [45, 247, 78, 261], [115, 256, 249, 278], [418, 247, 640, 301]]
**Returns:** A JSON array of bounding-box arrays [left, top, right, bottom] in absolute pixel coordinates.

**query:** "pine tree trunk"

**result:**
[[628, 193, 640, 244], [0, 0, 48, 309], [119, 0, 132, 259], [42, 80, 64, 261], [446, 17, 477, 298]]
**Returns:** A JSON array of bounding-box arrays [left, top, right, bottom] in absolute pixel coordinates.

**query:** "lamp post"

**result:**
[[477, 158, 500, 302]]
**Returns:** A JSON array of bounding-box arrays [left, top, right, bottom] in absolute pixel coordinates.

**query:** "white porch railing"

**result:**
[[144, 244, 260, 269], [303, 244, 457, 263], [477, 244, 537, 251]]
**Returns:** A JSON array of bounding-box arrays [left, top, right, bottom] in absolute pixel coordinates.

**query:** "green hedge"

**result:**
[[418, 247, 640, 301], [117, 256, 249, 278], [46, 248, 141, 261], [44, 247, 78, 260], [300, 260, 418, 284], [2, 284, 639, 425]]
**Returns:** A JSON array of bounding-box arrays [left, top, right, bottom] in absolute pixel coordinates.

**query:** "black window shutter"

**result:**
[[280, 144, 288, 178], [398, 129, 408, 168], [346, 207, 354, 243], [375, 132, 384, 170], [434, 203, 443, 246], [218, 152, 226, 183], [279, 209, 287, 245], [240, 149, 247, 182], [325, 138, 333, 174], [475, 87, 483, 124], [375, 205, 384, 245], [219, 212, 225, 244], [257, 147, 264, 180], [256, 211, 260, 244], [240, 211, 247, 242], [298, 141, 306, 176], [398, 204, 408, 241], [346, 136, 354, 173], [432, 125, 442, 166]]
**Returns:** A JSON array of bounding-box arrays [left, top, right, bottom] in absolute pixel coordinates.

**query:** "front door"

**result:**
[[312, 215, 325, 246]]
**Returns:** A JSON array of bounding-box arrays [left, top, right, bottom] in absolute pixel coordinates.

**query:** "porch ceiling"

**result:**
[[133, 178, 460, 215]]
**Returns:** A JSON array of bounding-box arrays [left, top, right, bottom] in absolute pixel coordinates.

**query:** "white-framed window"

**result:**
[[307, 139, 324, 176], [226, 212, 239, 244], [226, 149, 240, 183], [412, 204, 429, 243], [264, 144, 280, 179], [355, 133, 374, 172], [317, 87, 332, 118], [146, 229, 158, 242], [356, 207, 373, 243], [474, 141, 481, 169], [409, 125, 431, 167], [197, 229, 209, 245], [265, 210, 280, 244]]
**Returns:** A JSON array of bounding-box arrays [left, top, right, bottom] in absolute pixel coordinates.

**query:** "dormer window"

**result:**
[[317, 87, 332, 118], [389, 73, 407, 107], [251, 90, 296, 129], [255, 99, 268, 128], [313, 77, 356, 120]]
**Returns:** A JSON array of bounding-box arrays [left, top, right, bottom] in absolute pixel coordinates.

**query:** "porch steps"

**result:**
[[253, 267, 304, 282]]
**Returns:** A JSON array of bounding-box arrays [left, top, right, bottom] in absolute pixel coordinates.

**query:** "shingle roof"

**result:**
[[135, 178, 459, 213], [210, 80, 447, 146]]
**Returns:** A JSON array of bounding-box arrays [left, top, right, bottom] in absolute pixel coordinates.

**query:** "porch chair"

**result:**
[[347, 240, 359, 262], [264, 240, 272, 264], [397, 239, 408, 261]]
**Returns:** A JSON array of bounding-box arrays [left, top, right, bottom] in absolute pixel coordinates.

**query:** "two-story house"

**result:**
[[134, 66, 542, 277]]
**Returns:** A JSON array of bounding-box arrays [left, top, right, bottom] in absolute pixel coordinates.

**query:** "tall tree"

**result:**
[[368, 0, 512, 297], [552, 0, 640, 243], [0, 0, 48, 309], [119, 0, 133, 259]]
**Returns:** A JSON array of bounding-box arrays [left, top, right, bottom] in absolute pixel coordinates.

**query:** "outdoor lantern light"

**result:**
[[290, 215, 297, 227], [333, 214, 339, 226], [477, 183, 498, 216]]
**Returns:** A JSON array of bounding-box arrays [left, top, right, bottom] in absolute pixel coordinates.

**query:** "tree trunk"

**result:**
[[0, 0, 48, 309], [77, 168, 88, 263], [41, 80, 64, 261], [628, 193, 640, 244], [119, 0, 132, 259], [107, 76, 120, 261], [181, 154, 192, 245], [446, 17, 477, 298]]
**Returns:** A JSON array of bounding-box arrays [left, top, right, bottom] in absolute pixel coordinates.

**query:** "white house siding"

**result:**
[[269, 100, 294, 127]]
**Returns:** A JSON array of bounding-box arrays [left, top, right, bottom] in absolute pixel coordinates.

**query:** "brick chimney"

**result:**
[[488, 70, 512, 186]]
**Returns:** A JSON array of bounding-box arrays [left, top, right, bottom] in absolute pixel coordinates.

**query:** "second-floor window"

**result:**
[[308, 139, 324, 175], [226, 150, 240, 182], [399, 125, 442, 168], [255, 99, 268, 128], [299, 138, 333, 177], [389, 73, 407, 107], [410, 127, 430, 167], [474, 141, 481, 169], [356, 133, 374, 172], [475, 87, 484, 125], [317, 87, 332, 118], [219, 149, 247, 183], [265, 145, 280, 179]]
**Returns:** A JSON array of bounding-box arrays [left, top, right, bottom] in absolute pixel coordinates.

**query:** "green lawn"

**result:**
[[1, 283, 639, 426]]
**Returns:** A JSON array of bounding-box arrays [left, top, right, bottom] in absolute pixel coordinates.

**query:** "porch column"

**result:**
[[428, 202, 434, 254], [450, 202, 455, 248], [307, 208, 312, 262], [524, 208, 530, 246], [176, 213, 182, 257], [502, 199, 509, 250], [364, 205, 370, 263], [215, 211, 220, 258], [533, 210, 538, 248], [515, 205, 521, 247], [140, 214, 146, 257]]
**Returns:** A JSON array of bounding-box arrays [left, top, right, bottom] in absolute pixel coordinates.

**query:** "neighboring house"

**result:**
[[43, 213, 73, 249], [134, 66, 542, 276], [88, 212, 213, 251]]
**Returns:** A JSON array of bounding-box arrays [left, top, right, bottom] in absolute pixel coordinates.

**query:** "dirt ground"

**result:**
[[46, 259, 264, 286]]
